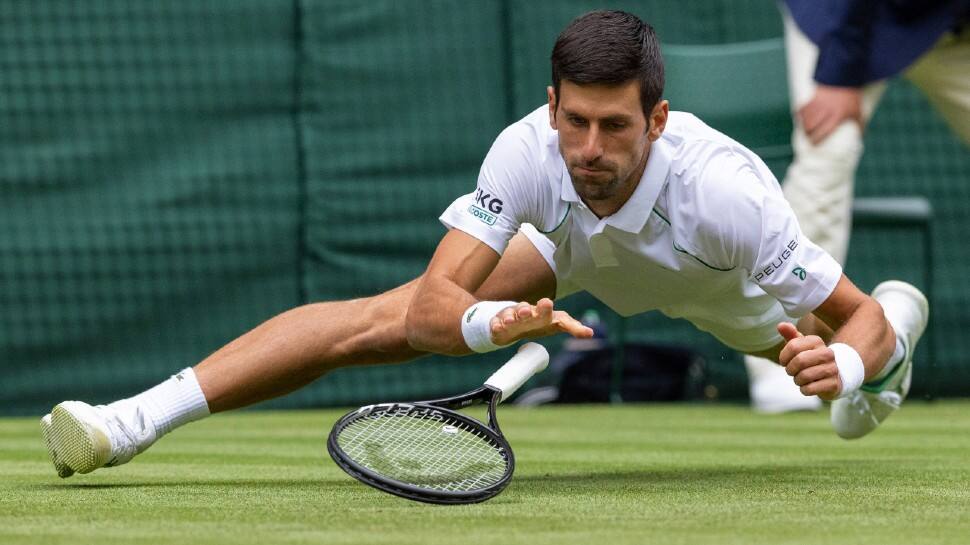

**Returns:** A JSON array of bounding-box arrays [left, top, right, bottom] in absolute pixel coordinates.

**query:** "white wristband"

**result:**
[[830, 343, 865, 398], [461, 300, 517, 353]]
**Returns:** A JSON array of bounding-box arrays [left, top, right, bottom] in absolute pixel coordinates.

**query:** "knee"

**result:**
[[792, 121, 865, 171]]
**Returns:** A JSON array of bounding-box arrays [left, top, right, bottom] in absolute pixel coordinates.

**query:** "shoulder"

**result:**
[[663, 115, 783, 264], [486, 105, 555, 164], [475, 105, 568, 230], [665, 113, 776, 228]]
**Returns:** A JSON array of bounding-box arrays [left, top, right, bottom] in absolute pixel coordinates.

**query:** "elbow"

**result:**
[[404, 303, 471, 356], [403, 306, 429, 353]]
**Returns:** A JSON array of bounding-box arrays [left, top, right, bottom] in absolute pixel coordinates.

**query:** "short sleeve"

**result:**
[[692, 149, 843, 317], [746, 191, 843, 316], [439, 123, 540, 255]]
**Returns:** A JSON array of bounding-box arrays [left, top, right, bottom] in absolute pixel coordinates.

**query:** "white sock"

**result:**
[[108, 367, 210, 439], [868, 333, 905, 382]]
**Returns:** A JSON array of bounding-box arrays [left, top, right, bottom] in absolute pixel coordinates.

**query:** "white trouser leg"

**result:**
[[744, 354, 822, 413], [904, 30, 970, 146], [780, 7, 887, 264]]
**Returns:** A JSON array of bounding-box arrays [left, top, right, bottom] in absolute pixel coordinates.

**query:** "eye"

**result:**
[[567, 115, 587, 127], [606, 121, 627, 131]]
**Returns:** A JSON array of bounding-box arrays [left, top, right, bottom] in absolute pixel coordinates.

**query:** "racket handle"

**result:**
[[484, 342, 549, 403]]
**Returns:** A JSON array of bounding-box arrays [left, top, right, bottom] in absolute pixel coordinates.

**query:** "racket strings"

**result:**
[[338, 410, 508, 492]]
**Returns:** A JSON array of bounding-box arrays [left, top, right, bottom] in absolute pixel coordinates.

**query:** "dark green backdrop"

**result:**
[[1, 1, 967, 415]]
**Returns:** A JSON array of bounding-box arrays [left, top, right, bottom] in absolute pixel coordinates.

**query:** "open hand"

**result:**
[[490, 298, 594, 346], [777, 322, 842, 401]]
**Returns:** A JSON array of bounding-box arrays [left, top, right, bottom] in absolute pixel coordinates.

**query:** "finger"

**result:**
[[800, 376, 841, 400], [777, 322, 802, 342], [805, 110, 834, 144], [513, 302, 535, 321], [500, 302, 533, 325], [535, 298, 554, 322], [492, 311, 592, 344], [785, 335, 826, 354], [495, 306, 518, 327], [786, 343, 834, 375], [793, 361, 838, 387], [800, 100, 826, 133], [776, 323, 805, 367], [493, 304, 556, 343], [780, 335, 827, 371], [796, 99, 815, 123], [809, 115, 842, 145], [551, 310, 595, 338]]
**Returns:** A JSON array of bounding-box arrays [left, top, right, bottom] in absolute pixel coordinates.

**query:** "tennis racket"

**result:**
[[327, 342, 549, 505]]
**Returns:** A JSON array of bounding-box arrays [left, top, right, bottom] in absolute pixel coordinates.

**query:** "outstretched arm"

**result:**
[[405, 229, 592, 356]]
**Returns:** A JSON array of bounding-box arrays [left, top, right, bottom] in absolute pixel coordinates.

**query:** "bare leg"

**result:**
[[196, 232, 555, 413], [43, 233, 556, 477], [196, 281, 422, 412]]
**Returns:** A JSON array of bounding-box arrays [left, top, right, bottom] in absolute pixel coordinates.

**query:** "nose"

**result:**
[[580, 126, 603, 164]]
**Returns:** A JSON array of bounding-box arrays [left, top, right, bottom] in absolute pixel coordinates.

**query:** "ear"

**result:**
[[547, 86, 558, 130], [647, 100, 669, 142]]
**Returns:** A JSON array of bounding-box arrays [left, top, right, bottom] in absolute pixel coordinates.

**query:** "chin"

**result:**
[[574, 181, 618, 202]]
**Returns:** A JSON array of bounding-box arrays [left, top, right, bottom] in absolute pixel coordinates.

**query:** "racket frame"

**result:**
[[327, 386, 515, 505]]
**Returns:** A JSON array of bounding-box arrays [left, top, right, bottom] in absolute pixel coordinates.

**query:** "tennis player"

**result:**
[[42, 10, 928, 478]]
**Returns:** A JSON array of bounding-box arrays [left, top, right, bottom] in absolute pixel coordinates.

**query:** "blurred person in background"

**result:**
[[746, 0, 970, 414]]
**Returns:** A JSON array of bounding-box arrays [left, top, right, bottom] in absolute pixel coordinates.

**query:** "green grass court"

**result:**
[[3, 402, 969, 545]]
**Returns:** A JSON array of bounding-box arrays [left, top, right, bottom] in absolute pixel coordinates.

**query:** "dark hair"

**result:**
[[550, 10, 664, 119]]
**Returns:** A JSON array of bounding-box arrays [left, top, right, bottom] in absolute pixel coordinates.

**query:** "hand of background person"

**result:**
[[797, 85, 864, 145], [490, 298, 594, 346], [776, 322, 842, 401]]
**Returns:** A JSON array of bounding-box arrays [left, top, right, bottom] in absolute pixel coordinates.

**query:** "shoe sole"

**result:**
[[40, 415, 75, 478], [50, 402, 112, 474]]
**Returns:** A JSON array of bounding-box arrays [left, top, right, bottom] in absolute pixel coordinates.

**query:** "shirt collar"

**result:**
[[558, 140, 672, 233]]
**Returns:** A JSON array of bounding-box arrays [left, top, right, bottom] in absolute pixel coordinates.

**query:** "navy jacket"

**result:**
[[784, 0, 970, 86]]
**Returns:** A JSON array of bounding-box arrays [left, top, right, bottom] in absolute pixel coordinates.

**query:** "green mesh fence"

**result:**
[[0, 2, 301, 414], [1, 1, 968, 416]]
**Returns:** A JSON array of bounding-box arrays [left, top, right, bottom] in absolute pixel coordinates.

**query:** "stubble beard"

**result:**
[[569, 169, 621, 202]]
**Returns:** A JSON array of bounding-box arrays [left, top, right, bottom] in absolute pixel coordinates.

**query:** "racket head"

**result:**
[[327, 399, 514, 505]]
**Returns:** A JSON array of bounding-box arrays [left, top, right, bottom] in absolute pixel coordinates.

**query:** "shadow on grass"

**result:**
[[31, 462, 855, 492], [515, 462, 855, 488]]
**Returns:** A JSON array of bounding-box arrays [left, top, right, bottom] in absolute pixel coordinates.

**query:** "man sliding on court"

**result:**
[[42, 10, 928, 478]]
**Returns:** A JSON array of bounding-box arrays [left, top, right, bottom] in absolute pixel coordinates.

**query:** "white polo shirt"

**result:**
[[440, 105, 842, 352]]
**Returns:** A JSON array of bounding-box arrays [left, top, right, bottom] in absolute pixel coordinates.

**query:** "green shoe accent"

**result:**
[[860, 338, 909, 394]]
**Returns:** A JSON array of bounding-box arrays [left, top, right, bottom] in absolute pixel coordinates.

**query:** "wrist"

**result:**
[[461, 301, 517, 353], [830, 343, 865, 398]]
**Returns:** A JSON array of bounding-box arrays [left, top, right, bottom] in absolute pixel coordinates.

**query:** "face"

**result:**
[[548, 80, 668, 215]]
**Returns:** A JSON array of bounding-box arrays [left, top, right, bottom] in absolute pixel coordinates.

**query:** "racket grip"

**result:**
[[484, 342, 549, 403]]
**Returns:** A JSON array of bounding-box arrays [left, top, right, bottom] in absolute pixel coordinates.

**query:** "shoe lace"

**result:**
[[97, 404, 154, 466]]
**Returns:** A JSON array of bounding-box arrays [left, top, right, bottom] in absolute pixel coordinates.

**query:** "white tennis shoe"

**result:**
[[40, 414, 74, 478], [831, 281, 929, 439], [42, 400, 156, 476]]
